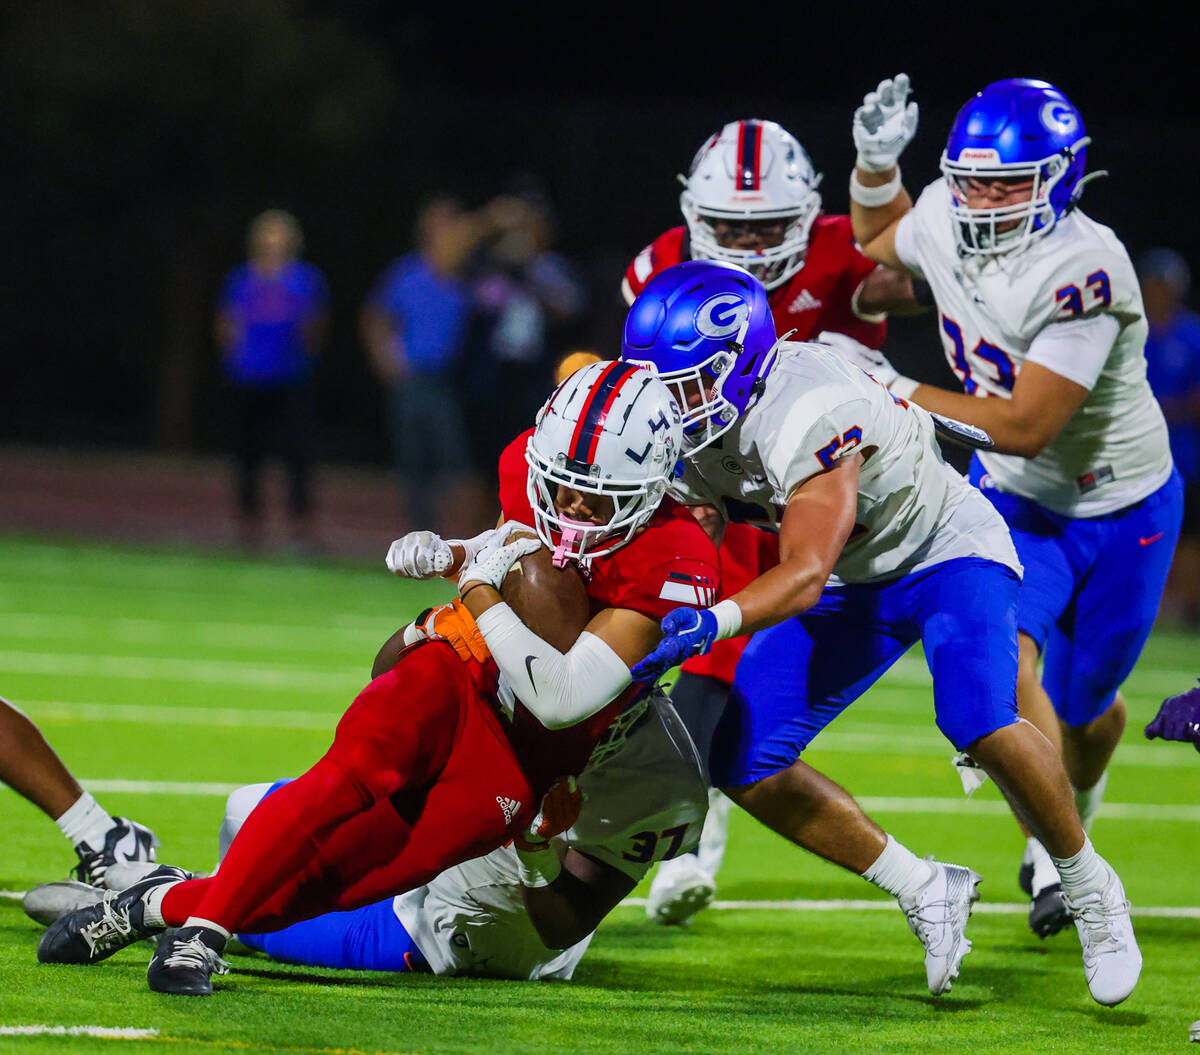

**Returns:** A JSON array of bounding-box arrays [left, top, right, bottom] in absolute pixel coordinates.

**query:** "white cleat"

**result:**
[[899, 860, 982, 995], [1066, 868, 1142, 1006], [645, 854, 716, 926]]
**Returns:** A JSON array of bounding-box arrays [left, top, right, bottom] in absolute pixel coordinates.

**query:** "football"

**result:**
[[501, 538, 590, 652], [372, 536, 589, 676]]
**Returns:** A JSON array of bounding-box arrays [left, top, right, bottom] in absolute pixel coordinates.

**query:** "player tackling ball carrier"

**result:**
[[35, 363, 721, 996], [624, 116, 927, 926], [835, 74, 1182, 939], [624, 259, 1142, 1007]]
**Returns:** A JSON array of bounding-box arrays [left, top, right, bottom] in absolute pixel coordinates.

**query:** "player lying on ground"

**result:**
[[1, 695, 157, 885], [29, 687, 709, 980], [838, 74, 1182, 940], [625, 260, 1142, 1006], [35, 362, 719, 997], [624, 116, 926, 927]]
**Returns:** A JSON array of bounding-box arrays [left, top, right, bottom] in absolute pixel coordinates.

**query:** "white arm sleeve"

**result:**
[[474, 603, 633, 730], [1025, 313, 1121, 391]]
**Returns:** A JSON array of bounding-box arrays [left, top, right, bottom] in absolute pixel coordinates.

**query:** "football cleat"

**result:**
[[23, 880, 104, 927], [1017, 860, 1034, 897], [147, 926, 230, 996], [37, 864, 189, 965], [1066, 868, 1142, 1006], [1029, 882, 1072, 938], [73, 817, 160, 887], [645, 854, 716, 926], [899, 861, 982, 995]]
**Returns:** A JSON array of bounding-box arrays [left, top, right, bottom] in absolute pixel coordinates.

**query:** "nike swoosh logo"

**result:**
[[1139, 533, 1164, 546], [524, 655, 537, 691], [114, 827, 141, 861]]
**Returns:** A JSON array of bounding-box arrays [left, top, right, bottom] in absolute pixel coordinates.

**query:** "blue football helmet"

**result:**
[[621, 260, 778, 452], [940, 79, 1100, 256]]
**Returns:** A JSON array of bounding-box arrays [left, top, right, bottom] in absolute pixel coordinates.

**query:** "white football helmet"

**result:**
[[526, 360, 682, 565], [680, 119, 823, 291]]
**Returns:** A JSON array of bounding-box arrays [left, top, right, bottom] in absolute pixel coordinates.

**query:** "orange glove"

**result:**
[[514, 776, 585, 852], [415, 599, 491, 665]]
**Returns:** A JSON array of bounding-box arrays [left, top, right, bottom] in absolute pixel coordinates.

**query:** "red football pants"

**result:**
[[161, 641, 535, 933]]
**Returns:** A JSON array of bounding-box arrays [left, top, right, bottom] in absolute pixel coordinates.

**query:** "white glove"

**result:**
[[458, 529, 542, 591], [816, 331, 900, 387], [386, 531, 453, 579], [853, 74, 918, 173]]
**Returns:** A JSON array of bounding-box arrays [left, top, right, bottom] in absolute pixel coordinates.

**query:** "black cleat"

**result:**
[[74, 817, 160, 887], [1018, 860, 1034, 897], [1029, 882, 1072, 938], [148, 926, 229, 996], [37, 865, 189, 965]]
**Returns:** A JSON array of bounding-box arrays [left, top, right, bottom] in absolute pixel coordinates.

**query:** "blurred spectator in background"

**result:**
[[361, 198, 485, 534], [464, 181, 588, 465], [1139, 248, 1200, 629], [216, 209, 328, 553]]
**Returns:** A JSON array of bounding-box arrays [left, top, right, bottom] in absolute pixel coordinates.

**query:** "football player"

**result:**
[[625, 261, 1142, 1007], [36, 363, 720, 997], [839, 75, 1182, 938], [1, 696, 158, 885], [626, 117, 925, 926], [145, 686, 707, 979]]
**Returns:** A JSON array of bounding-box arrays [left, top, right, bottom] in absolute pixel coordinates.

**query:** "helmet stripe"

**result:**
[[568, 361, 642, 465], [737, 119, 761, 191]]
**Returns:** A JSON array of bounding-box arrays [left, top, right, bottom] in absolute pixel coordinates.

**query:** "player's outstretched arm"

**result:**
[[632, 458, 859, 682], [1145, 682, 1200, 753], [849, 74, 918, 269]]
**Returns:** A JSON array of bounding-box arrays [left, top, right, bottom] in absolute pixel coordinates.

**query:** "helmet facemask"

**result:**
[[681, 191, 821, 291], [941, 138, 1090, 258], [526, 445, 670, 565]]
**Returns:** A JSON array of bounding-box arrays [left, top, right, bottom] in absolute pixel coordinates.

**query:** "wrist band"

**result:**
[[460, 582, 491, 604], [849, 168, 902, 208], [516, 846, 563, 888], [710, 599, 743, 641], [890, 375, 920, 400]]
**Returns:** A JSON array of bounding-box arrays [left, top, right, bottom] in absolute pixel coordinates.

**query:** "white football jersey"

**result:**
[[392, 694, 708, 980], [672, 341, 1020, 583], [895, 180, 1172, 516]]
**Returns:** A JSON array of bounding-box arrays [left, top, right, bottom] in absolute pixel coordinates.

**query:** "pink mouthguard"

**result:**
[[552, 517, 591, 567]]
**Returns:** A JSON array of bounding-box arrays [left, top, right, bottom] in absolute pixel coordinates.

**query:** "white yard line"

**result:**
[[617, 897, 1200, 918], [4, 886, 1198, 919], [0, 1026, 159, 1039], [0, 611, 381, 650], [12, 697, 1199, 769], [0, 649, 360, 691], [19, 700, 336, 730]]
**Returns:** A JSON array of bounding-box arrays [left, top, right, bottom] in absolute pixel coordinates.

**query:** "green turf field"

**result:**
[[1, 535, 1197, 1054]]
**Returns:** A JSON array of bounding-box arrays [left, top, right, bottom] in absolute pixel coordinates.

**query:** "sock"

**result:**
[[1051, 836, 1110, 900], [1025, 837, 1060, 896], [183, 917, 231, 942], [1072, 771, 1108, 834], [55, 792, 115, 850], [141, 879, 183, 928], [861, 835, 936, 902]]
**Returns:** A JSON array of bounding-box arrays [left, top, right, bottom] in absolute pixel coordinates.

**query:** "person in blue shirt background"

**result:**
[[360, 197, 482, 534], [216, 209, 329, 552], [1139, 248, 1200, 629]]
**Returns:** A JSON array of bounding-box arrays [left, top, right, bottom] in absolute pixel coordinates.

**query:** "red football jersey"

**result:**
[[495, 430, 720, 785], [623, 216, 886, 349], [680, 522, 780, 685]]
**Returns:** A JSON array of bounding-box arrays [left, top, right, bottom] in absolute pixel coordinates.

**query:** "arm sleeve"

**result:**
[[474, 604, 633, 730], [1024, 313, 1121, 391]]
